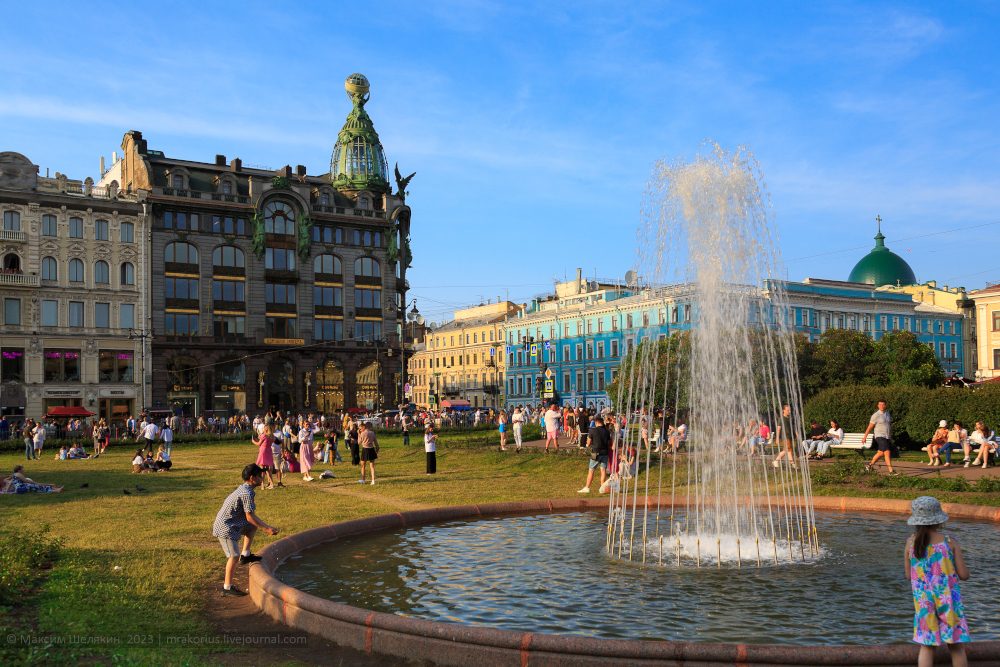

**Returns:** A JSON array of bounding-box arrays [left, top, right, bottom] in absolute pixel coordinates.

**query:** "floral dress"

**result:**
[[910, 538, 970, 645]]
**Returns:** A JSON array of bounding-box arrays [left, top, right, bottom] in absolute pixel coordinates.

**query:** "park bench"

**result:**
[[829, 433, 870, 457]]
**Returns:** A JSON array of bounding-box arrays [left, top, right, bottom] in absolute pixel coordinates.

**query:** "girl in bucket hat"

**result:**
[[904, 496, 970, 665]]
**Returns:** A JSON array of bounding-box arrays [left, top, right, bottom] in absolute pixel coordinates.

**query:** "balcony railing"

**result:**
[[0, 273, 40, 287], [0, 229, 26, 243]]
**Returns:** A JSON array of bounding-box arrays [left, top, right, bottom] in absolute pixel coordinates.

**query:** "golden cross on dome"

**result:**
[[876, 215, 882, 232]]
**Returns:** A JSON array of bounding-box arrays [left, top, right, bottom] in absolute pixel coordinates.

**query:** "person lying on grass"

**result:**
[[212, 463, 280, 597], [6, 465, 65, 493]]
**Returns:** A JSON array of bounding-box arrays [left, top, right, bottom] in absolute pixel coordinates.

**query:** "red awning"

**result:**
[[44, 406, 96, 418], [440, 399, 472, 408], [347, 407, 369, 413]]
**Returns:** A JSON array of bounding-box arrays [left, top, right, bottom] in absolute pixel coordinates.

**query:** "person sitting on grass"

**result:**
[[132, 449, 152, 473], [8, 465, 64, 493], [68, 443, 92, 459], [155, 444, 172, 470], [212, 463, 280, 597], [55, 444, 69, 460]]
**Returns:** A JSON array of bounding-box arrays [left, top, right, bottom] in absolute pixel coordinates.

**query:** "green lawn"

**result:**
[[0, 437, 995, 666]]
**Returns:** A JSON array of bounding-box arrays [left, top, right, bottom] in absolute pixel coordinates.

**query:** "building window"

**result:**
[[626, 314, 633, 329], [4, 298, 20, 325], [214, 315, 246, 337], [42, 257, 58, 280], [95, 303, 110, 328], [165, 277, 199, 300], [611, 340, 619, 357], [119, 221, 134, 243], [94, 261, 110, 284], [576, 372, 583, 391], [575, 343, 583, 360], [44, 350, 80, 382], [587, 372, 594, 391], [314, 286, 342, 306], [598, 371, 606, 391], [939, 342, 946, 358], [265, 284, 296, 304], [265, 247, 296, 270], [684, 305, 691, 321], [264, 201, 295, 235], [212, 216, 245, 235], [213, 279, 245, 303], [42, 300, 58, 327], [3, 211, 20, 231], [42, 214, 57, 236], [354, 257, 380, 277], [1, 348, 24, 382], [120, 262, 135, 285], [120, 304, 134, 329], [69, 217, 83, 238], [597, 341, 605, 358], [994, 349, 1000, 369], [587, 342, 594, 359], [165, 242, 199, 265], [163, 211, 198, 231], [100, 351, 133, 382], [95, 219, 109, 241], [222, 181, 232, 195], [69, 259, 84, 283], [314, 254, 342, 277], [69, 301, 84, 327], [643, 311, 650, 327], [165, 313, 199, 335], [315, 319, 343, 341], [172, 175, 183, 189], [950, 342, 957, 360], [213, 246, 245, 270], [354, 320, 380, 342]]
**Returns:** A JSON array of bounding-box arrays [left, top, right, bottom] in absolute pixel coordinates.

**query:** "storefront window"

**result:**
[[99, 352, 134, 383], [2, 349, 24, 382], [355, 360, 380, 410], [44, 351, 80, 382], [316, 359, 344, 413]]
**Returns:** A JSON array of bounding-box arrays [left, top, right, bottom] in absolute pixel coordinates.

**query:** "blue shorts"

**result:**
[[589, 455, 609, 470], [498, 425, 505, 433]]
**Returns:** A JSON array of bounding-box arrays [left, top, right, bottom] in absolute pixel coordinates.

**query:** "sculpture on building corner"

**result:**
[[296, 213, 312, 262], [250, 206, 265, 259], [394, 163, 415, 204]]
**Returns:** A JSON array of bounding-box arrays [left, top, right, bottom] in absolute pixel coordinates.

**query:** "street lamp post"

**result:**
[[401, 300, 422, 408], [127, 328, 155, 416]]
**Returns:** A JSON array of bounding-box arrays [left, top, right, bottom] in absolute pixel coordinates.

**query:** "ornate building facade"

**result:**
[[0, 151, 148, 422], [101, 74, 413, 417]]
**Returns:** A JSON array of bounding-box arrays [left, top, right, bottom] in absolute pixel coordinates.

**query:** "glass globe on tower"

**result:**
[[330, 73, 390, 193]]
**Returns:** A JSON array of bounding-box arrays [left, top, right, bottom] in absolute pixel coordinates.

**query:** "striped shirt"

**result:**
[[212, 483, 256, 540]]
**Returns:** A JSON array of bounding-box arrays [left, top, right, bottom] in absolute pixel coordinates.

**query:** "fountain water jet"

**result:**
[[607, 142, 816, 567]]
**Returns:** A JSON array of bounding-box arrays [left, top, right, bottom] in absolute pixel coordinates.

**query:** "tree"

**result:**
[[875, 330, 944, 389]]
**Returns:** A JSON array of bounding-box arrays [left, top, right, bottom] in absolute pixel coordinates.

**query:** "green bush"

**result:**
[[0, 525, 61, 605], [804, 383, 1000, 448], [810, 460, 998, 493]]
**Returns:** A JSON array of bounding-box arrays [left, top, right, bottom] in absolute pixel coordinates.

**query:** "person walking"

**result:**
[[904, 496, 970, 667], [511, 406, 525, 453], [32, 420, 47, 461], [578, 415, 611, 493], [862, 399, 897, 475], [543, 403, 561, 453], [160, 421, 174, 456], [298, 421, 316, 482], [401, 412, 411, 448], [772, 404, 797, 469], [358, 423, 379, 484], [497, 410, 508, 452], [424, 425, 437, 475], [254, 424, 277, 489], [211, 464, 280, 597], [139, 418, 160, 454], [22, 419, 36, 460], [347, 417, 361, 466]]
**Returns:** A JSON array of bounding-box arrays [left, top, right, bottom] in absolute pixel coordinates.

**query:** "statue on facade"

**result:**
[[394, 163, 415, 204]]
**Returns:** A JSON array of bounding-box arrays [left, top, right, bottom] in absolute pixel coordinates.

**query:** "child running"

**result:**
[[904, 496, 970, 667]]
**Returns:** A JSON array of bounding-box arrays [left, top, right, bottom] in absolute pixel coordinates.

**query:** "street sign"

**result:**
[[544, 392, 554, 399], [530, 343, 537, 361], [506, 345, 512, 354], [404, 383, 411, 394], [544, 379, 553, 392], [545, 368, 553, 379], [490, 347, 495, 356], [544, 341, 550, 350]]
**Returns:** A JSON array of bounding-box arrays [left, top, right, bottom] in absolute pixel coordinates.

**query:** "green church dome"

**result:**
[[848, 229, 916, 287], [330, 73, 390, 194]]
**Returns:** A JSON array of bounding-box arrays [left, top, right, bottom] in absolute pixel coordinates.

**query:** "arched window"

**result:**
[[264, 201, 295, 235], [69, 258, 84, 282], [120, 262, 135, 285], [216, 357, 246, 386], [94, 261, 110, 284], [167, 356, 199, 386], [165, 242, 198, 265], [212, 246, 245, 269], [42, 256, 58, 280], [314, 254, 342, 276], [354, 257, 380, 277], [3, 254, 20, 271]]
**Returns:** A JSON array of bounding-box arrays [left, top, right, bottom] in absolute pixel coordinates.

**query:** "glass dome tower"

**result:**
[[330, 73, 390, 193]]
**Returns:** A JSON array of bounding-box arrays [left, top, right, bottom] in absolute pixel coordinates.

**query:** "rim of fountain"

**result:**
[[248, 496, 1000, 667]]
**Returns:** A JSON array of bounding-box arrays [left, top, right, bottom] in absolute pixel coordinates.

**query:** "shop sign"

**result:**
[[44, 389, 82, 397], [99, 387, 136, 398], [265, 338, 305, 345], [171, 385, 195, 392], [215, 385, 244, 392]]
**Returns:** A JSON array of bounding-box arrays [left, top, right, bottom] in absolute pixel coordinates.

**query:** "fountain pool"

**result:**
[[274, 509, 999, 646]]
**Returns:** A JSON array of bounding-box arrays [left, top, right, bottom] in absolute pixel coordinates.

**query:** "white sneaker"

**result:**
[[772, 460, 779, 468], [370, 481, 376, 485], [964, 462, 970, 468], [577, 487, 590, 493]]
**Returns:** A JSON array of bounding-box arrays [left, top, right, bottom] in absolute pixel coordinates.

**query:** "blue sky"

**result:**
[[2, 1, 998, 324]]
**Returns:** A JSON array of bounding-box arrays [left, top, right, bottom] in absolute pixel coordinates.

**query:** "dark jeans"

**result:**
[[403, 431, 410, 447], [25, 438, 33, 460], [938, 442, 966, 464], [426, 451, 436, 474]]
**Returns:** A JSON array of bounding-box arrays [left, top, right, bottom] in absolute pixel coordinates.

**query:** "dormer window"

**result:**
[[358, 197, 368, 210], [172, 175, 183, 189], [321, 193, 330, 206], [222, 181, 232, 194]]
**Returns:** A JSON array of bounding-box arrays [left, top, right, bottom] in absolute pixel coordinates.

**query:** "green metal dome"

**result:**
[[848, 229, 916, 287], [330, 73, 390, 194]]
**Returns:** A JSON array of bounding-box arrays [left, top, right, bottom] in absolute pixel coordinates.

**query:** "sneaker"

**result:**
[[276, 482, 285, 487], [358, 479, 366, 484], [577, 487, 590, 493], [964, 462, 970, 468], [238, 553, 262, 565], [303, 476, 314, 481], [221, 587, 247, 597], [370, 481, 376, 485], [772, 460, 779, 468]]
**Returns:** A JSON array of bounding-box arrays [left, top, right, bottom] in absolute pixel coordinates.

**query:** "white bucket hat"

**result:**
[[908, 496, 950, 526], [938, 420, 947, 428]]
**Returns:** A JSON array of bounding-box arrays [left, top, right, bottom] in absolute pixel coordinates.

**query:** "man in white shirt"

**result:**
[[160, 421, 174, 456], [32, 422, 47, 459], [141, 420, 160, 454], [543, 403, 561, 453], [862, 399, 896, 475]]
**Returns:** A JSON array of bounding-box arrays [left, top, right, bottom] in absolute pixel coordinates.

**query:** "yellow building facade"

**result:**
[[882, 280, 976, 378], [969, 284, 1000, 380]]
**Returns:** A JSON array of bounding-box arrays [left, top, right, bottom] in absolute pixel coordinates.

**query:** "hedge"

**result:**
[[811, 458, 1000, 493], [803, 383, 1000, 448], [0, 430, 254, 453]]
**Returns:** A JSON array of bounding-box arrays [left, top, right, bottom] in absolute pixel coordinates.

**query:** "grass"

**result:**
[[0, 436, 996, 665]]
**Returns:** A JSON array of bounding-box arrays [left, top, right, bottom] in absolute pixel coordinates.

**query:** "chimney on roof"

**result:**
[[215, 155, 226, 166], [277, 165, 292, 178], [230, 158, 242, 172], [296, 165, 307, 177]]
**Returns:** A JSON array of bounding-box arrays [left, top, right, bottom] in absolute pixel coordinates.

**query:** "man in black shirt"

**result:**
[[800, 419, 826, 458], [578, 416, 611, 494]]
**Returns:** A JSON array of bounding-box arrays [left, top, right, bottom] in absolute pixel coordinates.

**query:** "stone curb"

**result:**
[[249, 497, 1000, 667]]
